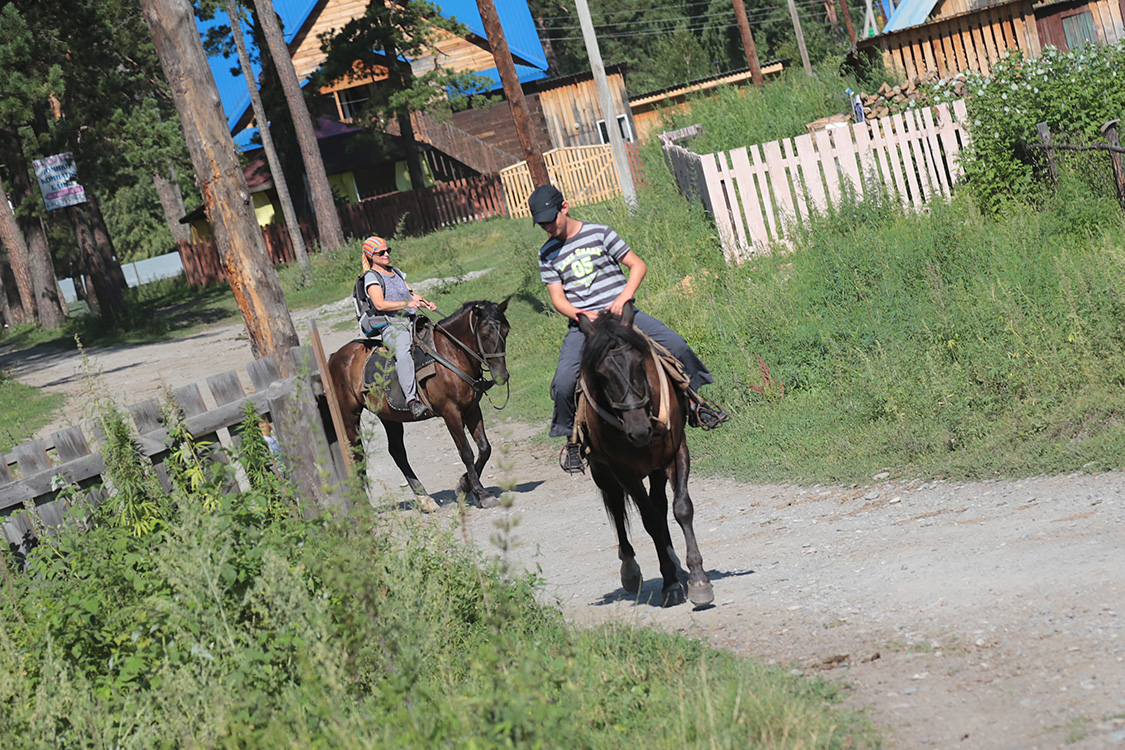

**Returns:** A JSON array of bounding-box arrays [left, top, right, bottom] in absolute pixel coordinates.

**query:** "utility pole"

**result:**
[[573, 0, 637, 209], [840, 0, 857, 45], [732, 0, 764, 86], [253, 0, 346, 251], [786, 0, 813, 75], [475, 0, 549, 186]]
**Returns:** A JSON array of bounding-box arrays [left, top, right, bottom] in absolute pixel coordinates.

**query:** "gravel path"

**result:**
[[3, 300, 1124, 749]]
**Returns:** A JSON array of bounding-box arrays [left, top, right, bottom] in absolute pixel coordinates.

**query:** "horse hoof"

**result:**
[[475, 493, 499, 510], [620, 559, 642, 594], [416, 495, 440, 513], [688, 581, 714, 607], [661, 582, 687, 608]]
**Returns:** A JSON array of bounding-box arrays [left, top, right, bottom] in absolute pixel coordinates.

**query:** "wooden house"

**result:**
[[858, 0, 1125, 80]]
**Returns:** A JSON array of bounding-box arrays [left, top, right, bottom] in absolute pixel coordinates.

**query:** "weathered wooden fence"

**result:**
[[1, 345, 348, 562], [661, 100, 971, 261], [500, 143, 643, 219], [178, 174, 508, 288]]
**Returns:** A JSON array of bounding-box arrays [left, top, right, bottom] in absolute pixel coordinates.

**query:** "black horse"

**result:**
[[576, 301, 713, 607], [327, 299, 510, 510]]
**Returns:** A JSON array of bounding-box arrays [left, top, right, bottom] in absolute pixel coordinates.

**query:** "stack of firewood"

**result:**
[[858, 71, 968, 120]]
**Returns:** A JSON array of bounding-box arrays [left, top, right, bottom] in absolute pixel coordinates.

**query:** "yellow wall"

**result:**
[[253, 191, 277, 225], [328, 171, 360, 203]]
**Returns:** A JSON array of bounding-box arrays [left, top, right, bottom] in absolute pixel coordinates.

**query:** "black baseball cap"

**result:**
[[528, 184, 564, 224]]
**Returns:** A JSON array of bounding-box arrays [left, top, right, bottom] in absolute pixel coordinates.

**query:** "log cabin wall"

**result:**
[[862, 0, 1123, 81], [1035, 0, 1125, 50], [537, 74, 633, 149], [447, 94, 553, 162]]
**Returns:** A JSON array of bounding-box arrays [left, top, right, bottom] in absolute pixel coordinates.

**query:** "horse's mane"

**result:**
[[438, 299, 506, 327], [580, 312, 651, 372]]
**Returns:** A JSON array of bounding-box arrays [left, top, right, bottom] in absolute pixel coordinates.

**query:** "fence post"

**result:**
[[1036, 122, 1057, 182], [1100, 119, 1125, 210]]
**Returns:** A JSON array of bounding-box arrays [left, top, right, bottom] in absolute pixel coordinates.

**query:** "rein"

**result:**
[[420, 308, 509, 407], [581, 346, 671, 432]]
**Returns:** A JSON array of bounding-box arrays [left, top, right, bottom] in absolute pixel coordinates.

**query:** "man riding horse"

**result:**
[[529, 184, 729, 473]]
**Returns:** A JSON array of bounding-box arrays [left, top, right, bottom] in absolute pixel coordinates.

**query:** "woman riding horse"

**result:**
[[329, 297, 511, 511]]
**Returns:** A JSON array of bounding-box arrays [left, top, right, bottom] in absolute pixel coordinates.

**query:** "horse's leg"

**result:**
[[621, 473, 685, 607], [590, 463, 640, 594], [668, 442, 713, 606], [456, 402, 492, 500], [440, 409, 497, 509], [380, 418, 437, 512]]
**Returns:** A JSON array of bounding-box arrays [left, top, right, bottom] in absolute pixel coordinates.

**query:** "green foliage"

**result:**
[[0, 428, 871, 747], [0, 370, 64, 453], [958, 42, 1125, 212], [655, 62, 874, 153], [97, 400, 169, 536], [530, 0, 850, 94]]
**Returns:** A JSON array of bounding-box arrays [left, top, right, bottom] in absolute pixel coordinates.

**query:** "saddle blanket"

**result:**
[[362, 322, 438, 412]]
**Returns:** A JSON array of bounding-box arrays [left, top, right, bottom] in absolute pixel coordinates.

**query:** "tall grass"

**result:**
[[0, 400, 873, 748]]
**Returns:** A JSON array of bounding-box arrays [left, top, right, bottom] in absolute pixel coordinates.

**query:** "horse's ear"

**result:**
[[577, 312, 596, 337], [498, 296, 510, 313], [621, 299, 636, 327]]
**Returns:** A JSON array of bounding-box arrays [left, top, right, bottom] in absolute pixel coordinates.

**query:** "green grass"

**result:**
[[0, 372, 65, 453]]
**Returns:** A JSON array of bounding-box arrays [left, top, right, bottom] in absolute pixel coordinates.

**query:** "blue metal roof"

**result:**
[[198, 0, 548, 146], [881, 0, 942, 33]]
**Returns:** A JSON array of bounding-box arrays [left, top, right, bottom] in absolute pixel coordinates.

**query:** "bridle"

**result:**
[[426, 307, 510, 407], [582, 341, 671, 432]]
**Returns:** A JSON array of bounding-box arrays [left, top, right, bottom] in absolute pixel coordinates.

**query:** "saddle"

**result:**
[[362, 318, 439, 412]]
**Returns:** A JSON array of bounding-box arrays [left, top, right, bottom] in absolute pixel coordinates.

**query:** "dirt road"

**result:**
[[3, 299, 1123, 749]]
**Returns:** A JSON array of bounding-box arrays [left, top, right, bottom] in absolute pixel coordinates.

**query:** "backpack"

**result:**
[[353, 268, 407, 334]]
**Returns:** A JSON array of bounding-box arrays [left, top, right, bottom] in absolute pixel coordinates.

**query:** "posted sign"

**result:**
[[32, 153, 87, 210]]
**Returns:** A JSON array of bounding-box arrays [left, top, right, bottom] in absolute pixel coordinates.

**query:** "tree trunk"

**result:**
[[87, 195, 129, 289], [252, 0, 346, 251], [140, 0, 299, 372], [66, 203, 109, 316], [2, 125, 67, 329], [0, 271, 15, 328], [224, 0, 311, 281], [153, 163, 191, 243], [0, 174, 35, 325]]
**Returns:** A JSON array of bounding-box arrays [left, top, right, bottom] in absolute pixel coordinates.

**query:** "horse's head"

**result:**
[[470, 297, 511, 386], [578, 301, 653, 447]]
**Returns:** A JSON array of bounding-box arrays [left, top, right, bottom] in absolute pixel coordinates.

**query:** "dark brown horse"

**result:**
[[328, 299, 510, 510], [576, 301, 713, 607]]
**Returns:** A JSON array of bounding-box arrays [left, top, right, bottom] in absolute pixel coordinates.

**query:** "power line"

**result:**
[[539, 0, 827, 32], [536, 0, 720, 23]]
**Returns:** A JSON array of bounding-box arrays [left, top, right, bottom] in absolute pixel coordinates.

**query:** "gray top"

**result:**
[[538, 222, 631, 311]]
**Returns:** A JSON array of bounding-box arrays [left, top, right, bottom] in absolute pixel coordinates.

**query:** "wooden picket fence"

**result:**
[[500, 143, 643, 219], [661, 100, 971, 261], [1, 345, 348, 562], [178, 174, 508, 288]]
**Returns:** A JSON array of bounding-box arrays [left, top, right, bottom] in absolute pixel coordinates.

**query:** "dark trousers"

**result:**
[[549, 310, 713, 438]]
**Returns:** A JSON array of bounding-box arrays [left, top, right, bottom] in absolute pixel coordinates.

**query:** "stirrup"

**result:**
[[559, 442, 586, 474], [689, 400, 729, 430]]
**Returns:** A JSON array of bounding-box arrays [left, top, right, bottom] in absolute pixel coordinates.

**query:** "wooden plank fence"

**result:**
[[500, 143, 643, 219], [178, 174, 508, 288], [1, 345, 348, 563], [661, 100, 971, 262]]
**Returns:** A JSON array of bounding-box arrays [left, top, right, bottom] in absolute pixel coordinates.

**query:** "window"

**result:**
[[1061, 10, 1098, 49], [338, 85, 372, 121], [596, 114, 634, 144]]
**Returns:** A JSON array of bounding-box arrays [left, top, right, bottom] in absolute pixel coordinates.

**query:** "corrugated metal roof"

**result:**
[[881, 0, 942, 33], [198, 0, 547, 144]]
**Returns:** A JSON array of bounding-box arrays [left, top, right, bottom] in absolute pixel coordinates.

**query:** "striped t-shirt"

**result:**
[[538, 222, 631, 311]]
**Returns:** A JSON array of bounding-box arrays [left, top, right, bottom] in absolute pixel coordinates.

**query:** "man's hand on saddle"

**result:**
[[606, 295, 635, 317]]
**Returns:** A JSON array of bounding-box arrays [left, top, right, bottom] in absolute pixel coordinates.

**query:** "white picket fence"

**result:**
[[661, 100, 972, 261]]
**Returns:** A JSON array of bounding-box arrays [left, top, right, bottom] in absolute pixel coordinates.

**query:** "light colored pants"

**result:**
[[383, 317, 417, 402]]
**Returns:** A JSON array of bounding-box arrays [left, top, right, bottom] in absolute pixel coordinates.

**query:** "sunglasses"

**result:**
[[368, 248, 391, 256]]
